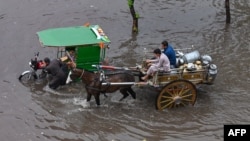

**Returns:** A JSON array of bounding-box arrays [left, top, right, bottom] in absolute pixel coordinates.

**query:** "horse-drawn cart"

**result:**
[[19, 24, 217, 111], [93, 48, 218, 110]]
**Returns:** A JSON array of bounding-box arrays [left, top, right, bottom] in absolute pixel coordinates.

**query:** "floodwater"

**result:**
[[0, 0, 249, 141]]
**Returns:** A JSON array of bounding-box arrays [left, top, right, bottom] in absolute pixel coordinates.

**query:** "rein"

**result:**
[[72, 68, 84, 79], [79, 69, 84, 79]]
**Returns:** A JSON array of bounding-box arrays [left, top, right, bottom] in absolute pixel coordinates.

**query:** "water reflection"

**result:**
[[1, 0, 250, 141]]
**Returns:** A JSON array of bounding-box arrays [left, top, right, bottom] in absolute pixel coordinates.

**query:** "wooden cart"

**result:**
[[96, 48, 218, 110], [130, 48, 218, 110]]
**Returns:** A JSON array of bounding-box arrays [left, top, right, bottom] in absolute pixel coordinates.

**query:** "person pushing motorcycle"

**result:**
[[42, 57, 68, 89]]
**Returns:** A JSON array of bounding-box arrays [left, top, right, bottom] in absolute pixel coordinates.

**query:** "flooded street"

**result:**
[[0, 0, 249, 141]]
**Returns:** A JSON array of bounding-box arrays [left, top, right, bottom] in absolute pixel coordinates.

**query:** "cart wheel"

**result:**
[[156, 79, 197, 110], [19, 71, 37, 83]]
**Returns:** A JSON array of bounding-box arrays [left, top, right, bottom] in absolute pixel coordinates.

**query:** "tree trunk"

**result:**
[[225, 0, 231, 24], [128, 0, 139, 33]]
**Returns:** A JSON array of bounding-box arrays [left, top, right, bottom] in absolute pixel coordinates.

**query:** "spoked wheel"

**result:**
[[18, 71, 37, 84], [156, 79, 197, 110]]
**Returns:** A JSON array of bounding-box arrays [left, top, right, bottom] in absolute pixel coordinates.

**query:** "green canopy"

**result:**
[[37, 25, 110, 47]]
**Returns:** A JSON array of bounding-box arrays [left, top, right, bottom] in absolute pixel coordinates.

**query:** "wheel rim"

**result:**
[[19, 72, 35, 84], [156, 79, 197, 110]]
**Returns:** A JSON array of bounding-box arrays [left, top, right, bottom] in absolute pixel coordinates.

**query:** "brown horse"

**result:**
[[70, 68, 136, 106]]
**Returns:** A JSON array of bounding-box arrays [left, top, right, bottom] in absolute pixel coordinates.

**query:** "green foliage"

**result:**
[[133, 26, 138, 33], [136, 12, 140, 19], [128, 0, 133, 8]]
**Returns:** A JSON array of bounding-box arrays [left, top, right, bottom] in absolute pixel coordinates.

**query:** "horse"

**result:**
[[70, 68, 136, 106]]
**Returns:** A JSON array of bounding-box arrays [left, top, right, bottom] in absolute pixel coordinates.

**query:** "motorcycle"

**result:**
[[18, 52, 47, 83]]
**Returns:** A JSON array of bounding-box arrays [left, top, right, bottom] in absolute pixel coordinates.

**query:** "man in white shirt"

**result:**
[[141, 48, 170, 81]]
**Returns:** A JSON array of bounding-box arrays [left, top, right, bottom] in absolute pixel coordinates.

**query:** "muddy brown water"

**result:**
[[0, 0, 249, 141]]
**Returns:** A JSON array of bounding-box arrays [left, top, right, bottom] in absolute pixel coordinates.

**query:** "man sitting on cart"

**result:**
[[141, 48, 170, 81], [60, 48, 76, 68], [161, 40, 176, 68], [60, 48, 77, 84]]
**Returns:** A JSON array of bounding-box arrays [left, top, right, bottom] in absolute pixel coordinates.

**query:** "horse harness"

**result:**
[[75, 68, 131, 96], [82, 70, 111, 96], [84, 70, 130, 96]]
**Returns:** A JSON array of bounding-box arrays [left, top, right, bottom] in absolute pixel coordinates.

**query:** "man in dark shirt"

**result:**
[[43, 57, 68, 89], [161, 40, 176, 68]]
